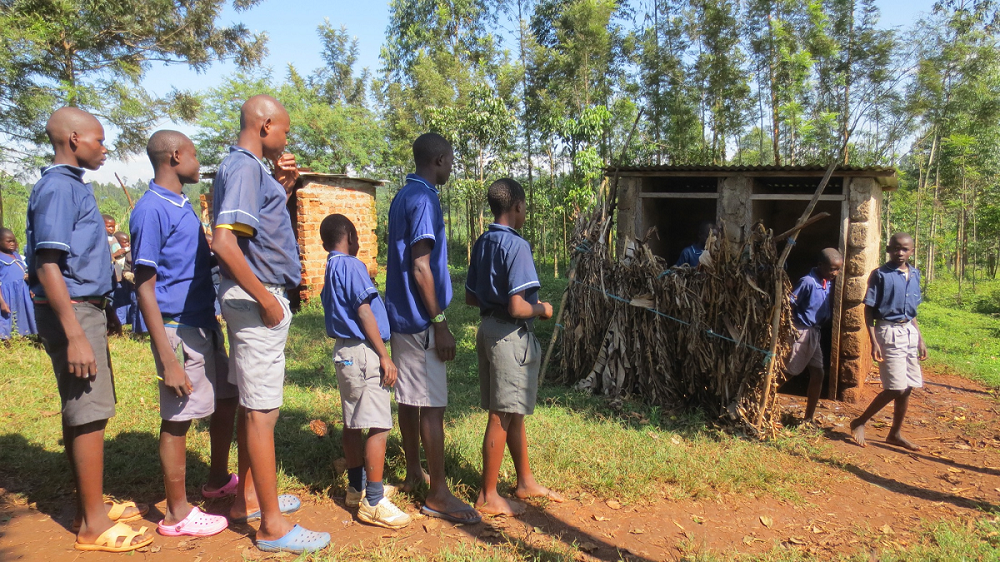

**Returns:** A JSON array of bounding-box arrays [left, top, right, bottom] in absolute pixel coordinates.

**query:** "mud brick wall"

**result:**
[[838, 177, 883, 402], [296, 178, 379, 302]]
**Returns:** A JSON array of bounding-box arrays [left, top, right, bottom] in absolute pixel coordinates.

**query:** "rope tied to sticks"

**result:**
[[570, 280, 775, 366]]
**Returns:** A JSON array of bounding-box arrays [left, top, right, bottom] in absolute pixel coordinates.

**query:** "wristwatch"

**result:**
[[431, 312, 446, 324]]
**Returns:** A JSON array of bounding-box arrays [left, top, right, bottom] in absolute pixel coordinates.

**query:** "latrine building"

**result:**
[[200, 172, 383, 304], [613, 165, 896, 403]]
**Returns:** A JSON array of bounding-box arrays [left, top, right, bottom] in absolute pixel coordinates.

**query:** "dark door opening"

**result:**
[[641, 198, 718, 266]]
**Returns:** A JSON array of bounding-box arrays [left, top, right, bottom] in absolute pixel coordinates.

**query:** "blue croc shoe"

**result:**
[[256, 524, 331, 554], [234, 494, 302, 523]]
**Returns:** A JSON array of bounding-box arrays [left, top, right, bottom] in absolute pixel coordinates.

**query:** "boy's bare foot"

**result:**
[[425, 492, 481, 523], [401, 469, 430, 493], [886, 434, 921, 451], [514, 483, 565, 503], [850, 419, 866, 447], [475, 493, 526, 516]]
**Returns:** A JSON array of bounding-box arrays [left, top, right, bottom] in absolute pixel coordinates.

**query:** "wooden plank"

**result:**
[[829, 182, 850, 401], [638, 192, 720, 199], [749, 194, 845, 201]]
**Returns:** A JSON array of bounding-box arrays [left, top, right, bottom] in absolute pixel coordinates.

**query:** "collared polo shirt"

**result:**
[[385, 173, 452, 334], [26, 165, 113, 299], [864, 263, 921, 322], [130, 181, 217, 328], [212, 146, 301, 289], [790, 267, 832, 329], [675, 244, 704, 267], [321, 251, 390, 342], [466, 223, 540, 322]]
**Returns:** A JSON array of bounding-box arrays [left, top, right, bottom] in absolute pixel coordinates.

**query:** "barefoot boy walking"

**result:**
[[27, 107, 152, 552], [131, 130, 237, 538], [465, 178, 564, 516], [851, 233, 928, 451]]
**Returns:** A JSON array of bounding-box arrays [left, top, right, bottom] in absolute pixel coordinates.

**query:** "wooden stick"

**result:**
[[115, 173, 135, 209], [773, 212, 830, 241], [539, 266, 576, 385]]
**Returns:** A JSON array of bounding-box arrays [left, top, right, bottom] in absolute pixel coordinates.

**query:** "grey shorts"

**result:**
[[333, 339, 392, 430], [391, 328, 448, 408], [785, 325, 823, 376], [36, 302, 117, 427], [154, 324, 239, 422], [876, 321, 923, 390], [477, 316, 541, 416], [219, 278, 292, 410]]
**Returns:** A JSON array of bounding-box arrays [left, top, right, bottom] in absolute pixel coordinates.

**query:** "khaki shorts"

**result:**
[[785, 325, 823, 376], [154, 324, 239, 422], [219, 278, 292, 410], [876, 321, 923, 390], [36, 302, 117, 427], [391, 328, 448, 407], [477, 316, 541, 416], [333, 339, 392, 430]]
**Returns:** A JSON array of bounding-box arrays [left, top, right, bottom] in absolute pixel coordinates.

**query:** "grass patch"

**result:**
[[915, 300, 1000, 389]]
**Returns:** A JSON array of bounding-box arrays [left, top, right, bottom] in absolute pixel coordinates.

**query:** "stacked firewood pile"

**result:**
[[553, 211, 795, 438]]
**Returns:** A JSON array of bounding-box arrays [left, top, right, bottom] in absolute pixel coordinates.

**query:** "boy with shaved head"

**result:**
[[785, 248, 843, 424], [386, 133, 480, 524], [211, 95, 330, 553], [851, 233, 928, 451], [26, 107, 153, 552], [130, 130, 237, 538]]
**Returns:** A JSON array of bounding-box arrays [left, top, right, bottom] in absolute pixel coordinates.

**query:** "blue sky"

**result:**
[[89, 0, 935, 185]]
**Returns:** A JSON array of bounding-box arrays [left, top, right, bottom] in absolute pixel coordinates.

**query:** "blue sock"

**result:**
[[347, 466, 365, 492], [365, 480, 384, 507]]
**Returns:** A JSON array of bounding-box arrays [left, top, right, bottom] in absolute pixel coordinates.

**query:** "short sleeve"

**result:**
[[506, 240, 540, 295], [407, 192, 437, 247], [32, 186, 76, 253], [347, 259, 378, 309], [129, 205, 162, 271], [790, 277, 811, 306], [863, 270, 880, 307], [215, 160, 263, 232]]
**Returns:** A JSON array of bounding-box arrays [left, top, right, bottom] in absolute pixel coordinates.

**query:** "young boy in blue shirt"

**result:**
[[785, 248, 843, 424], [320, 214, 411, 530], [27, 107, 152, 552], [211, 95, 329, 553], [851, 233, 928, 451], [131, 130, 238, 538], [386, 133, 480, 524], [675, 222, 714, 267], [466, 178, 564, 516]]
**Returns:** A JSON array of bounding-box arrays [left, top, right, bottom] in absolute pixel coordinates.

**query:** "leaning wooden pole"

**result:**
[[115, 173, 135, 210], [754, 159, 841, 429]]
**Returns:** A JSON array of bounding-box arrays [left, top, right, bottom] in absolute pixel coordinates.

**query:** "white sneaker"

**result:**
[[357, 496, 412, 529], [345, 483, 397, 508]]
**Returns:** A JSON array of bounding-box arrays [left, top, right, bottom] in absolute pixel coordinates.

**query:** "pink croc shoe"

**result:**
[[157, 506, 228, 537], [201, 473, 238, 499]]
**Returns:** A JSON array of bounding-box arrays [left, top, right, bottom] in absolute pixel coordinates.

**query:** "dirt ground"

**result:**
[[2, 367, 998, 562]]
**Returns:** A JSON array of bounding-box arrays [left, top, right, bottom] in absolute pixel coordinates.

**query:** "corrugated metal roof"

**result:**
[[606, 164, 896, 174]]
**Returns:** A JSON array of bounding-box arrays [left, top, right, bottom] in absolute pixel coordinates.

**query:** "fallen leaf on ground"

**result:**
[[881, 524, 894, 535], [630, 528, 645, 534], [788, 537, 806, 545], [605, 499, 622, 510], [309, 419, 328, 437], [760, 515, 773, 528], [592, 515, 611, 521], [579, 542, 598, 553], [692, 515, 704, 524], [332, 457, 347, 476]]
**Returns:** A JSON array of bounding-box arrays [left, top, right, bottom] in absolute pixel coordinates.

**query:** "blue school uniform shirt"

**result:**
[[864, 263, 921, 322], [790, 268, 832, 329], [675, 244, 703, 267], [321, 251, 390, 342], [212, 146, 301, 289], [465, 224, 540, 323], [130, 181, 217, 328], [385, 174, 452, 334], [25, 165, 113, 299]]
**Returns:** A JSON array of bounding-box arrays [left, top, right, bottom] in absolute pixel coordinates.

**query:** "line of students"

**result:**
[[27, 99, 562, 555]]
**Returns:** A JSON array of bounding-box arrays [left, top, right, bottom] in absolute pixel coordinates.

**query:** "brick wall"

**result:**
[[297, 178, 379, 302], [199, 175, 380, 303]]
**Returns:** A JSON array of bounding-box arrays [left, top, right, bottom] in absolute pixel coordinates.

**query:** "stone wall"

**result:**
[[717, 175, 751, 243], [297, 178, 379, 302], [839, 177, 883, 402]]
